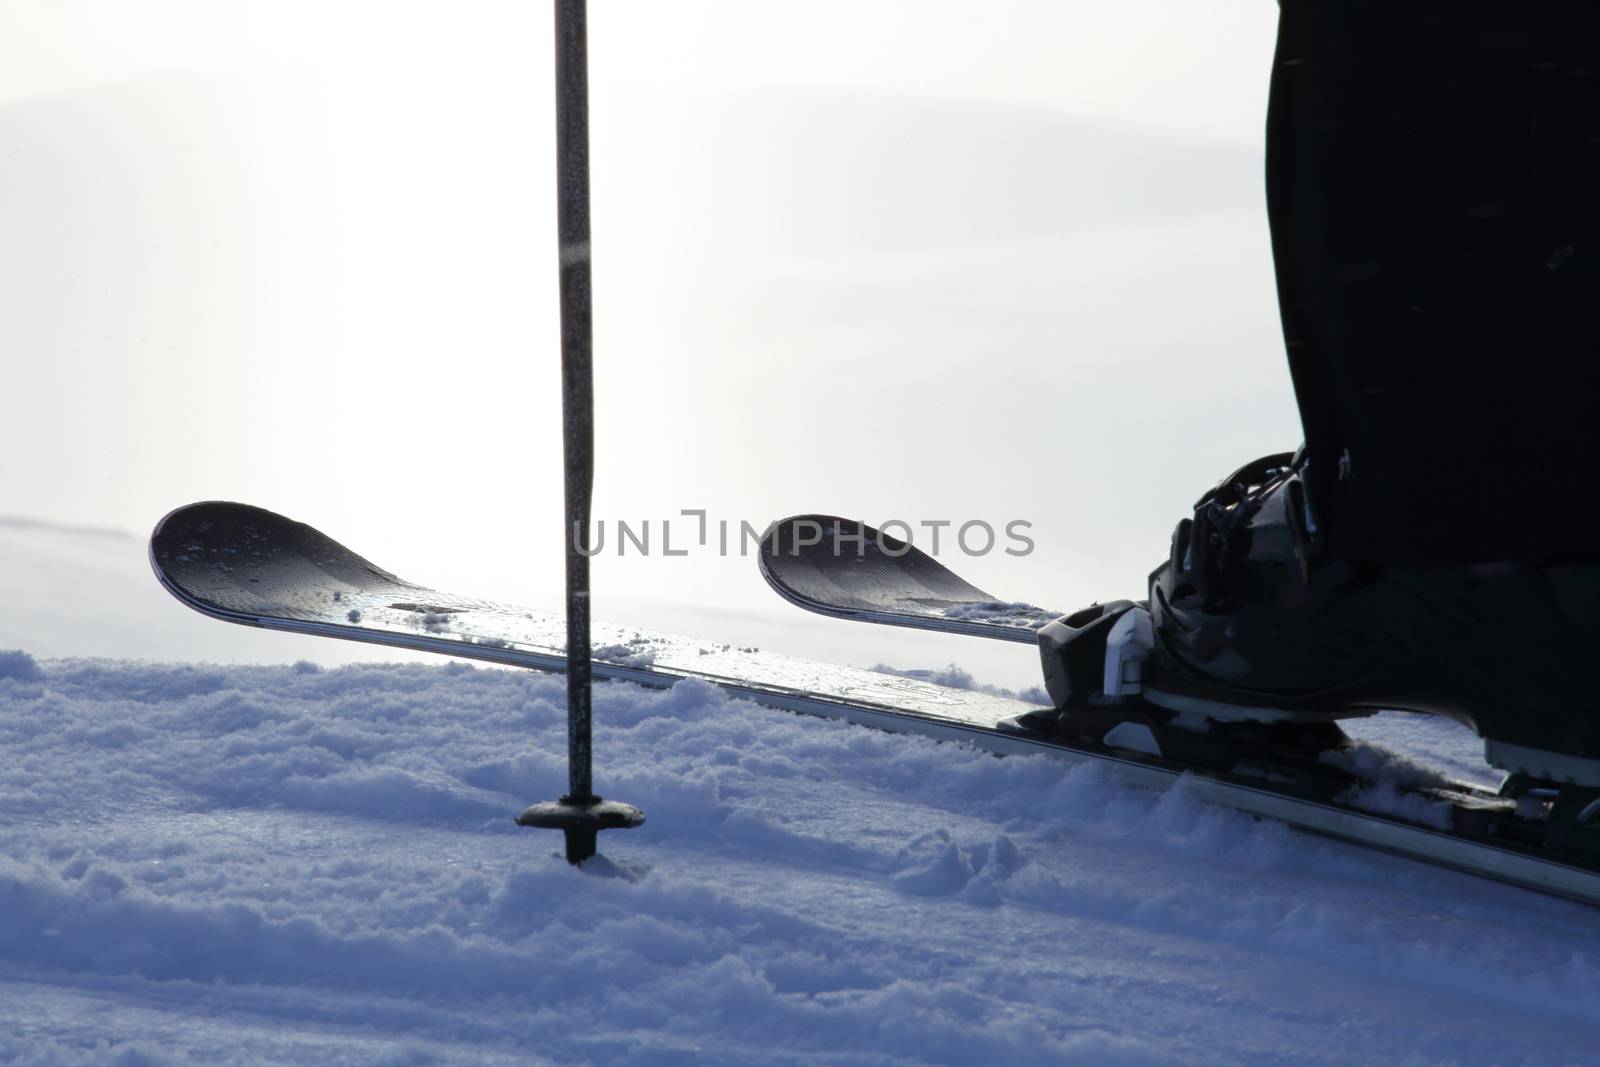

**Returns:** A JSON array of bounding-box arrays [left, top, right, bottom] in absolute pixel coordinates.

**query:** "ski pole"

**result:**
[[518, 0, 644, 864]]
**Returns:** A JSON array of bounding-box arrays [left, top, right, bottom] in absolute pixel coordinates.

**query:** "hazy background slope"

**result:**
[[1, 0, 1300, 688]]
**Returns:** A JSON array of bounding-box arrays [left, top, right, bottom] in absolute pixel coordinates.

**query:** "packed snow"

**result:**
[[2, 649, 1598, 1066], [870, 662, 1049, 706], [940, 601, 1060, 632]]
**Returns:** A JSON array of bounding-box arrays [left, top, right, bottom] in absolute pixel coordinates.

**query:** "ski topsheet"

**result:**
[[759, 515, 1060, 642], [151, 501, 1600, 908]]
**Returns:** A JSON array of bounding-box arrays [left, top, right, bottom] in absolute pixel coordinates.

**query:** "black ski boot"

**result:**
[[1038, 450, 1600, 793], [1155, 450, 1600, 786]]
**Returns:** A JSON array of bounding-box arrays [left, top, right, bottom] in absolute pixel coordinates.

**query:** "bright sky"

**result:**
[[1, 1, 1298, 685]]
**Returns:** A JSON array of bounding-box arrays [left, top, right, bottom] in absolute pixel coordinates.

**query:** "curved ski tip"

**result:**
[[149, 500, 309, 570], [148, 501, 300, 604], [757, 513, 866, 589], [759, 513, 911, 563], [758, 512, 996, 599], [151, 500, 290, 542], [149, 500, 405, 595]]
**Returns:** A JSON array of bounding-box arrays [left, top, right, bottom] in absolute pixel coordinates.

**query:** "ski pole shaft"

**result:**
[[519, 0, 642, 865], [555, 0, 593, 803]]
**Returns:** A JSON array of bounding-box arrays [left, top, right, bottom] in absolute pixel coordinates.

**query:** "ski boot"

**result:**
[[1032, 450, 1600, 837]]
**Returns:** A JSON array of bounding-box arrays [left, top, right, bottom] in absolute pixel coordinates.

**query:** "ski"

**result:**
[[149, 501, 1040, 726], [758, 515, 1059, 642], [152, 501, 1600, 908]]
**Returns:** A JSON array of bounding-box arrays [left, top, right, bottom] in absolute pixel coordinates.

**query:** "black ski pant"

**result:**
[[1267, 1, 1600, 566]]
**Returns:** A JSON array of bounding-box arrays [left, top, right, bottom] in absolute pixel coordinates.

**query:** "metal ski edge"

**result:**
[[755, 559, 1039, 645], [153, 553, 1600, 909]]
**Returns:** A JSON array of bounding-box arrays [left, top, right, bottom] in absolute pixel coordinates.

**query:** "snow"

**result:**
[[941, 601, 1058, 631], [2, 651, 1598, 1066], [870, 662, 1050, 706], [592, 640, 660, 670], [1321, 735, 1475, 829], [4, 517, 1598, 1064]]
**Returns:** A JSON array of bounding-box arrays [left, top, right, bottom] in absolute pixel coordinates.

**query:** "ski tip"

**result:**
[[756, 513, 1052, 643], [759, 513, 903, 562], [150, 501, 307, 574], [151, 499, 286, 544], [757, 513, 993, 598], [148, 501, 404, 618]]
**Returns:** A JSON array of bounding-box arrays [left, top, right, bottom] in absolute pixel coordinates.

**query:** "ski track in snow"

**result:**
[[0, 653, 1596, 1066]]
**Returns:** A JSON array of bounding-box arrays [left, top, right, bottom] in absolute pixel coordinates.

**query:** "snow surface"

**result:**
[[2, 652, 1598, 1066]]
